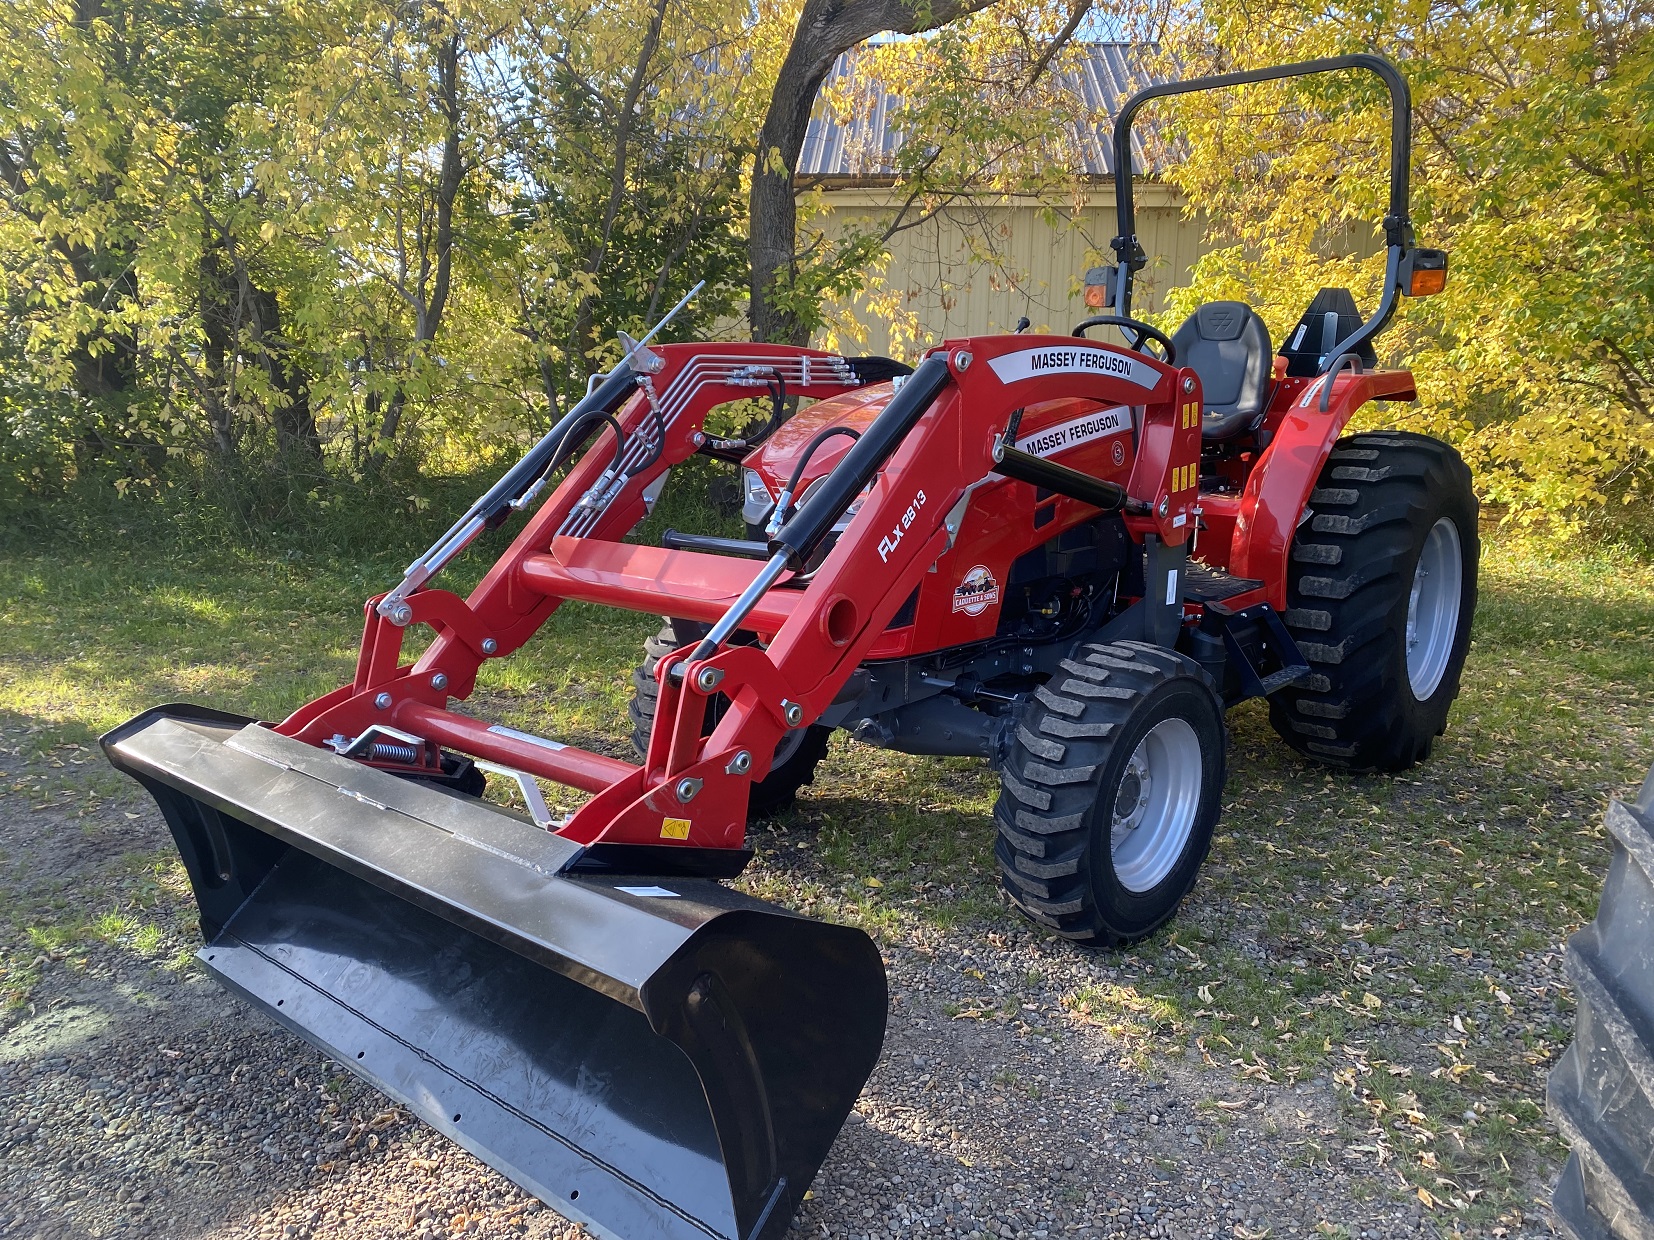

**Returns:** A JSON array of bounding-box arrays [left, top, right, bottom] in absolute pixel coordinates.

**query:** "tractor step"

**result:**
[[1208, 602, 1312, 699], [1182, 562, 1265, 604]]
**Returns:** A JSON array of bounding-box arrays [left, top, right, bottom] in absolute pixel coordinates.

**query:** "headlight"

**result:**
[[741, 469, 773, 526], [797, 477, 871, 532]]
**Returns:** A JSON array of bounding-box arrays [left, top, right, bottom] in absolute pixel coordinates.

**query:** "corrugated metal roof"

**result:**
[[798, 42, 1165, 181]]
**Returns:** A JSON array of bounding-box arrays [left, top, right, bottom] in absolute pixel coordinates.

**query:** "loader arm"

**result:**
[[270, 335, 1202, 865], [577, 336, 1200, 857]]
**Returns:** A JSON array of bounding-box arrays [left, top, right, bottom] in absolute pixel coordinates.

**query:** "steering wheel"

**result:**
[[1071, 315, 1176, 365]]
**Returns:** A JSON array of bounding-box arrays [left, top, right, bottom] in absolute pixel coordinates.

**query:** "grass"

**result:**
[[0, 494, 1649, 1234]]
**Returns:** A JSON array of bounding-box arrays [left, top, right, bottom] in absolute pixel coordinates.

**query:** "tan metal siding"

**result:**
[[814, 184, 1207, 358]]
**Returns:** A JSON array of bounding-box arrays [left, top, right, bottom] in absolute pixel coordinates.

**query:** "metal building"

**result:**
[[797, 43, 1207, 356]]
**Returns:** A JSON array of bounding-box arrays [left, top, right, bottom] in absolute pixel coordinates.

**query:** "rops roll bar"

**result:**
[[1108, 54, 1425, 374]]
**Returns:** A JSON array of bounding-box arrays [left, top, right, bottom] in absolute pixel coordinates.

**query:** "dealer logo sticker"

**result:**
[[953, 565, 1001, 616]]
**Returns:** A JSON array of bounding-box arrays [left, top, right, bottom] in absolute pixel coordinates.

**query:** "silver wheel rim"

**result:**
[[770, 727, 807, 770], [1110, 717, 1203, 893], [1405, 517, 1463, 701]]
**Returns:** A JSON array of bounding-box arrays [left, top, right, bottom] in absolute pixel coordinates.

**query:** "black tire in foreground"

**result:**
[[994, 639, 1226, 947], [629, 618, 831, 817], [1271, 430, 1479, 771], [1546, 767, 1654, 1240]]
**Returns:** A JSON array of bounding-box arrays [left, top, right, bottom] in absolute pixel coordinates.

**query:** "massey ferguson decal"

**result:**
[[877, 488, 927, 562], [952, 565, 1001, 615], [1016, 407, 1133, 460], [987, 346, 1161, 390]]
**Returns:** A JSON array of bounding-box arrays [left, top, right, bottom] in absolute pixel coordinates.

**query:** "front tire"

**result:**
[[995, 640, 1226, 946], [1270, 431, 1479, 771]]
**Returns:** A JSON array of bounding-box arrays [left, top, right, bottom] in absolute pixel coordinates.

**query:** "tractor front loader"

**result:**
[[104, 54, 1477, 1240]]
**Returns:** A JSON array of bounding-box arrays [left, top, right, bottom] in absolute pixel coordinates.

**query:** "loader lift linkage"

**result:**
[[105, 53, 1477, 1240]]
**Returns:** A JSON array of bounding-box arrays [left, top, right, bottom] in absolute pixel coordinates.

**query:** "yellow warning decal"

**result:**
[[660, 817, 691, 840]]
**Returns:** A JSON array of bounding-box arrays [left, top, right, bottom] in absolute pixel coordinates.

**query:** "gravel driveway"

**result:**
[[0, 771, 1561, 1240]]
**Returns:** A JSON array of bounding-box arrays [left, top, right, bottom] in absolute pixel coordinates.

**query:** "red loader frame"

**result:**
[[274, 333, 1229, 861]]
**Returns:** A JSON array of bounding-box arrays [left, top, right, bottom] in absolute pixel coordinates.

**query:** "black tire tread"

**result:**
[[1546, 784, 1654, 1240], [1269, 431, 1478, 771], [993, 641, 1217, 946]]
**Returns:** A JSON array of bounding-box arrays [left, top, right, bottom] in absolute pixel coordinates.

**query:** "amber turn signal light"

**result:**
[[1401, 248, 1448, 297], [1081, 264, 1116, 309], [1410, 268, 1447, 296]]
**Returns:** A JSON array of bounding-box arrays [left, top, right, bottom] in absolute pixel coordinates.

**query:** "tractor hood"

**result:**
[[742, 384, 894, 501]]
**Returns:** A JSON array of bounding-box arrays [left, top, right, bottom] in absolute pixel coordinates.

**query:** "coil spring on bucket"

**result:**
[[369, 740, 421, 764]]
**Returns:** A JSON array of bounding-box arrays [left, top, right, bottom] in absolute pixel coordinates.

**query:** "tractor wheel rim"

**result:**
[[771, 726, 807, 769], [1405, 517, 1463, 701], [1110, 717, 1202, 893]]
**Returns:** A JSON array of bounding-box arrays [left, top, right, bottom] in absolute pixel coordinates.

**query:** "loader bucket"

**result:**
[[102, 705, 887, 1240]]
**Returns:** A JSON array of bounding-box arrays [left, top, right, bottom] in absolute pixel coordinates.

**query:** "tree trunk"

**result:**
[[245, 282, 321, 462], [199, 243, 237, 458], [747, 0, 1003, 344], [376, 28, 464, 454], [568, 0, 671, 376]]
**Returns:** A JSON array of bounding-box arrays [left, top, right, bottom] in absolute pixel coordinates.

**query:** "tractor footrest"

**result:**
[[1183, 562, 1265, 604]]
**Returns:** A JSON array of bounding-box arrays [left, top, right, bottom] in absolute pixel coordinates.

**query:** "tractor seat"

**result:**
[[1170, 301, 1272, 440]]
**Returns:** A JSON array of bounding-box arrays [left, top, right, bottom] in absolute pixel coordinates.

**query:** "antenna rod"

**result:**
[[633, 280, 704, 350]]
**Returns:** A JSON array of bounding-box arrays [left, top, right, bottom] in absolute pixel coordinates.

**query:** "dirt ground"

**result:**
[[0, 776, 1560, 1240]]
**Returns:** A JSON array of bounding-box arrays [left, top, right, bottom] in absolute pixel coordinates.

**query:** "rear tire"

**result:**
[[994, 640, 1226, 946], [1546, 771, 1654, 1240], [629, 618, 831, 817], [1270, 431, 1478, 771]]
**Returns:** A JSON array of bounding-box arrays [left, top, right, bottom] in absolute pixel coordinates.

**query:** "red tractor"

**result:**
[[104, 54, 1475, 1240]]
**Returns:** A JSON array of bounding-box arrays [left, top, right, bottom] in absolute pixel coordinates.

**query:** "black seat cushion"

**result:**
[[1169, 301, 1273, 440]]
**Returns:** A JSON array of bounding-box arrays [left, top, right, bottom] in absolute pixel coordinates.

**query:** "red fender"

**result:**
[[1229, 369, 1418, 607]]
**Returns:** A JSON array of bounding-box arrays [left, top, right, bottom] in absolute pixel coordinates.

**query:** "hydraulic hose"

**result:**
[[523, 409, 628, 519], [784, 426, 861, 497], [765, 425, 863, 537], [749, 370, 788, 447]]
